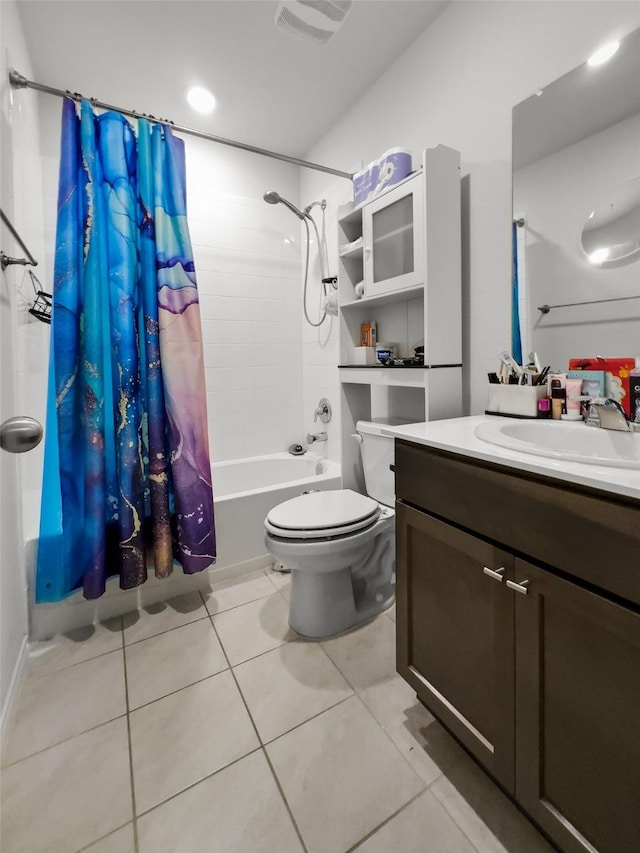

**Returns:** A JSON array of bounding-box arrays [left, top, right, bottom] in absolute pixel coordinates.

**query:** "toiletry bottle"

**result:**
[[564, 377, 584, 420], [551, 379, 565, 420], [537, 398, 551, 419]]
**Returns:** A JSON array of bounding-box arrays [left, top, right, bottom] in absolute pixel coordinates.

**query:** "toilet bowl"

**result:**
[[264, 419, 405, 639]]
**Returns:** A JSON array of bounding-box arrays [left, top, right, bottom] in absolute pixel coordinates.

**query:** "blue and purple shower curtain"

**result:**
[[36, 98, 215, 602]]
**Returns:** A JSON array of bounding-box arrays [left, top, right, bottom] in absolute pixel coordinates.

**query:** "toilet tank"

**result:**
[[355, 419, 409, 507]]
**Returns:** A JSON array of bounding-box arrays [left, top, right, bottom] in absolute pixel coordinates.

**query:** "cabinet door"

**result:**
[[363, 175, 424, 297], [514, 559, 640, 853], [396, 502, 515, 791]]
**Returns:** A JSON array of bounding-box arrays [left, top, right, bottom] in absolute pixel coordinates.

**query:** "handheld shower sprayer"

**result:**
[[263, 191, 305, 220], [263, 189, 332, 328]]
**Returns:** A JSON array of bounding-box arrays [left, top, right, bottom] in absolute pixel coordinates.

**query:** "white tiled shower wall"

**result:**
[[186, 137, 305, 462]]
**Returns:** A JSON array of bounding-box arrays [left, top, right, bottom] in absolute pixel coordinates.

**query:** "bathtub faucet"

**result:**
[[306, 431, 327, 444]]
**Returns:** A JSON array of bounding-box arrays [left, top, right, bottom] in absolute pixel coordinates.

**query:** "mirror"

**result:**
[[580, 176, 640, 267], [512, 28, 640, 370]]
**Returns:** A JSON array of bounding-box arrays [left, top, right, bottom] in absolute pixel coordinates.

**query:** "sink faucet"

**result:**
[[588, 398, 632, 432], [306, 431, 327, 444]]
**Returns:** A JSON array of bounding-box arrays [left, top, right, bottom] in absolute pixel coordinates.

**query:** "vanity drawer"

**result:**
[[395, 440, 640, 607]]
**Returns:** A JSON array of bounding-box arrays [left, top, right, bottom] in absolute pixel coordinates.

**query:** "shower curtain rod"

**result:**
[[9, 70, 354, 181]]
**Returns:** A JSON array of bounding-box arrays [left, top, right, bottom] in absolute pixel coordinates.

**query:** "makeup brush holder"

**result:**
[[486, 385, 547, 418]]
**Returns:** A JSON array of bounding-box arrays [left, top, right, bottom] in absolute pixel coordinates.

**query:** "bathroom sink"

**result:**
[[474, 420, 640, 469]]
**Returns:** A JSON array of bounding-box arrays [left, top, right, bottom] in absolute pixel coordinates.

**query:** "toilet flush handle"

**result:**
[[351, 433, 363, 445]]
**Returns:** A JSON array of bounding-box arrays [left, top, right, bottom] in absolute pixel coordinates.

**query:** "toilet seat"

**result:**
[[265, 489, 380, 540]]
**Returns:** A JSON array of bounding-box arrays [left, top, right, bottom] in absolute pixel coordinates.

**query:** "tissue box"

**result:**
[[353, 148, 412, 206], [568, 357, 639, 417], [486, 385, 547, 418], [566, 370, 606, 399], [350, 346, 378, 365]]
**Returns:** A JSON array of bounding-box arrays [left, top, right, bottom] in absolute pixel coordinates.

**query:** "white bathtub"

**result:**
[[27, 451, 341, 640], [211, 451, 341, 578]]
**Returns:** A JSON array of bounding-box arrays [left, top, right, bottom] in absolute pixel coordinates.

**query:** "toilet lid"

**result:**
[[266, 489, 380, 539]]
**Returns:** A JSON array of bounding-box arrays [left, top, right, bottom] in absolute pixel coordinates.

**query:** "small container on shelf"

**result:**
[[350, 346, 378, 365]]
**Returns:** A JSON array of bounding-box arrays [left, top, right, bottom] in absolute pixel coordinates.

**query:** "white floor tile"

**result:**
[[431, 752, 555, 852], [266, 695, 424, 853], [125, 618, 227, 709], [0, 718, 131, 853], [321, 613, 397, 692], [121, 591, 208, 645], [265, 566, 292, 593], [354, 789, 476, 853], [280, 585, 291, 603], [359, 674, 468, 786], [81, 823, 135, 853], [26, 618, 123, 677], [212, 593, 297, 665], [234, 641, 353, 742], [137, 750, 303, 853], [130, 670, 259, 814], [3, 649, 126, 765], [203, 569, 276, 615], [2, 565, 557, 853]]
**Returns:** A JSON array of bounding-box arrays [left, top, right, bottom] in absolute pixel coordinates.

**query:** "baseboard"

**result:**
[[29, 553, 275, 641], [1, 634, 29, 747]]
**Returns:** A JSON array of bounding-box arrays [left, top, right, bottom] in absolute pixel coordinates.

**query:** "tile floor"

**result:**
[[1, 568, 555, 853]]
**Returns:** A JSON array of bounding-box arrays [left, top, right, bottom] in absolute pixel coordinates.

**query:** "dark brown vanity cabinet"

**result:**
[[395, 440, 640, 853]]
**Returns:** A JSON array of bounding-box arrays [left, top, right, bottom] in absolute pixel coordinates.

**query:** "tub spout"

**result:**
[[306, 431, 327, 444]]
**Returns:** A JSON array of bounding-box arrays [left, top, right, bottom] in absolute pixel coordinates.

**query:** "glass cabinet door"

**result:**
[[364, 174, 424, 297]]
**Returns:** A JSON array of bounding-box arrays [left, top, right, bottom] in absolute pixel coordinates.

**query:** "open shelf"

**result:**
[[339, 244, 364, 260], [338, 146, 462, 497], [340, 283, 423, 309]]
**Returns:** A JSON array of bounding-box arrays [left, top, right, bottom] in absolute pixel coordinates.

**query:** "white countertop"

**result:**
[[384, 415, 640, 502]]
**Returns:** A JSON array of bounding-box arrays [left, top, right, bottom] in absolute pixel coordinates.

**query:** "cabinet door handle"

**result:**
[[506, 579, 530, 595], [364, 246, 372, 255], [483, 566, 505, 582]]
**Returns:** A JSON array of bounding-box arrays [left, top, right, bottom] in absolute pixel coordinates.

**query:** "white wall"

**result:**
[[301, 0, 640, 415], [0, 0, 47, 725], [514, 112, 640, 370], [38, 101, 305, 465]]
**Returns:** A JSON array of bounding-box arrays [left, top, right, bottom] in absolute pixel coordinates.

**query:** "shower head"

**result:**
[[263, 190, 305, 220]]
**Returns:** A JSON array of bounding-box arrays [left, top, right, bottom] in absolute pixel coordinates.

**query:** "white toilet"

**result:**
[[264, 419, 400, 639]]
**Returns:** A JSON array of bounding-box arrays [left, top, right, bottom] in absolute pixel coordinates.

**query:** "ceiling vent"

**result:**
[[275, 0, 353, 44]]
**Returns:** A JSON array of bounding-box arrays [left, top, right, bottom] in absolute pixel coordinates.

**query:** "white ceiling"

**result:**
[[16, 0, 448, 167]]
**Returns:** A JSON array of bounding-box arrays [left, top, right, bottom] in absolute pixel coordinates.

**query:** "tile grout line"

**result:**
[[122, 637, 141, 853], [427, 772, 487, 853], [0, 712, 130, 770], [352, 690, 429, 788], [123, 610, 211, 647], [343, 787, 427, 853], [126, 668, 229, 713], [133, 746, 264, 819], [73, 821, 134, 853], [24, 640, 124, 679], [261, 692, 355, 748], [206, 610, 310, 853], [207, 587, 289, 623]]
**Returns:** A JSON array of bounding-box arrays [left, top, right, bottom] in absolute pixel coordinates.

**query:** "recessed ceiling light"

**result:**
[[187, 86, 216, 114], [587, 41, 619, 67]]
